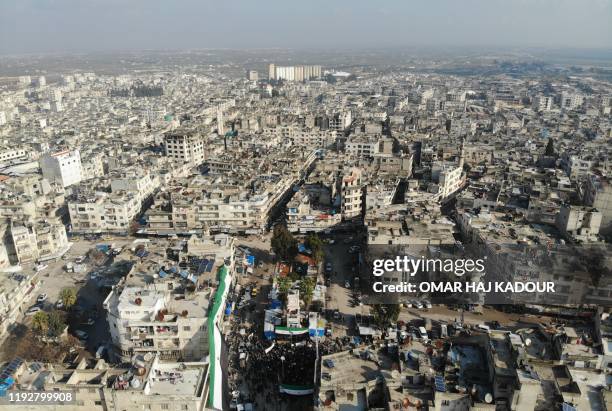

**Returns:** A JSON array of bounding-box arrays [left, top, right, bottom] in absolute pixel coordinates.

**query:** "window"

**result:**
[[161, 405, 169, 410], [183, 326, 191, 331]]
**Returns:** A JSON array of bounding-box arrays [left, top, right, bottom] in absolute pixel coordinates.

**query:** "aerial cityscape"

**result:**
[[0, 1, 611, 411]]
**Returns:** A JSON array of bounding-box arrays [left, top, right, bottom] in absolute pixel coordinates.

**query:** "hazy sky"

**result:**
[[1, 0, 611, 54]]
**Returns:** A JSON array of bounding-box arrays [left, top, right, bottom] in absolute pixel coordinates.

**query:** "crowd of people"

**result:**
[[225, 304, 354, 408]]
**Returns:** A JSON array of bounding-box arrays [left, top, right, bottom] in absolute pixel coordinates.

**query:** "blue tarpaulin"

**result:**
[[298, 244, 311, 254], [96, 244, 110, 253], [159, 269, 167, 278], [246, 255, 255, 266]]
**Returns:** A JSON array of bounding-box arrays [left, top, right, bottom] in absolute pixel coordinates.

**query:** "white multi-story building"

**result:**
[[269, 64, 322, 81], [164, 130, 205, 165], [560, 92, 584, 110], [534, 95, 554, 111], [8, 221, 39, 264], [583, 174, 612, 233], [286, 189, 341, 233], [110, 170, 160, 204], [247, 70, 258, 81], [340, 168, 363, 220], [40, 149, 83, 188], [0, 146, 29, 163], [7, 354, 210, 411], [555, 204, 602, 243], [104, 284, 209, 361], [345, 137, 380, 158], [68, 191, 141, 233], [431, 162, 464, 201]]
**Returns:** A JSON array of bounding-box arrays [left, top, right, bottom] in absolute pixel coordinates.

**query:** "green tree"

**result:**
[[59, 288, 77, 308], [371, 304, 400, 328], [545, 137, 555, 156], [48, 310, 67, 337], [277, 276, 292, 295], [299, 276, 316, 308], [305, 234, 325, 264], [271, 225, 297, 262], [31, 311, 49, 336]]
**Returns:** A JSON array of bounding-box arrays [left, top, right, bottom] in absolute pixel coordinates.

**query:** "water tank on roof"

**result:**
[[130, 378, 141, 389]]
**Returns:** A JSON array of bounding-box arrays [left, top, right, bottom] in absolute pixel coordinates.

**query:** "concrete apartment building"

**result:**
[[0, 146, 29, 163], [345, 135, 393, 158], [7, 355, 209, 411], [268, 64, 322, 81], [431, 162, 465, 201], [68, 190, 141, 233], [104, 283, 209, 361], [39, 149, 82, 188], [0, 270, 40, 343], [555, 204, 602, 243], [164, 130, 205, 165], [583, 174, 612, 233], [340, 167, 364, 220], [560, 92, 585, 110], [286, 188, 341, 233]]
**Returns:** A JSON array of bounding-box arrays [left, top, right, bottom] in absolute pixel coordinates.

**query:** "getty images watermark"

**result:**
[[370, 256, 555, 295]]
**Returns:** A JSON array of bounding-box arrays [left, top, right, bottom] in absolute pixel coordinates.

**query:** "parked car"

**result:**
[[74, 330, 89, 340], [323, 359, 335, 368], [422, 300, 433, 309], [81, 318, 95, 326], [26, 307, 42, 316], [412, 300, 423, 309], [56, 300, 64, 309], [37, 293, 48, 303], [348, 245, 361, 254]]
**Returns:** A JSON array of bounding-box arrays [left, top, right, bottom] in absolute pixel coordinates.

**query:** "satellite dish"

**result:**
[[130, 378, 141, 388], [525, 338, 532, 347], [485, 393, 493, 403]]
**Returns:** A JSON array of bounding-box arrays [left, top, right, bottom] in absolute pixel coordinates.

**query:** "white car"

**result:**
[[37, 294, 48, 303], [26, 307, 42, 316], [412, 300, 423, 309], [422, 300, 433, 309]]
